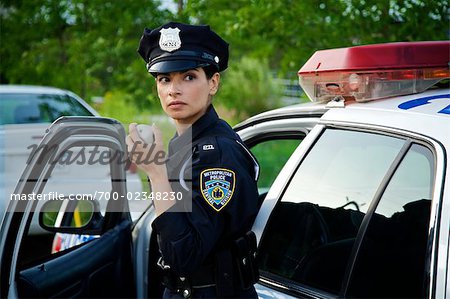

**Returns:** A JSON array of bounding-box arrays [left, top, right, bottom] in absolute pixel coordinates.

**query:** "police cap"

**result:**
[[138, 22, 229, 75]]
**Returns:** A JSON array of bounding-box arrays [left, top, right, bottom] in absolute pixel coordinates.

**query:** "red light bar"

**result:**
[[298, 41, 450, 102], [299, 41, 450, 73]]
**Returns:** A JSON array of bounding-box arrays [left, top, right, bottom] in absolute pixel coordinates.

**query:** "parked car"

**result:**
[[0, 41, 449, 298], [0, 85, 143, 233]]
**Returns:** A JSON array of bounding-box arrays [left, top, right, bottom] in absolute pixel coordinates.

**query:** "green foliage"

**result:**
[[217, 56, 282, 121], [1, 0, 448, 120], [97, 90, 140, 124], [251, 138, 300, 190], [186, 0, 449, 75], [0, 0, 173, 109]]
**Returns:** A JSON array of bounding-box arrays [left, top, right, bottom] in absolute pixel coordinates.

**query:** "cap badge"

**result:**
[[159, 27, 181, 52]]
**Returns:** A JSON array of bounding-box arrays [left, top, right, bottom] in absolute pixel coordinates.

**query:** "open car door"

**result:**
[[0, 116, 135, 298]]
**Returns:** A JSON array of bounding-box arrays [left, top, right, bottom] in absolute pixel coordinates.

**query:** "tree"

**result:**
[[185, 0, 449, 76], [0, 0, 173, 109], [1, 0, 448, 122], [217, 56, 282, 120]]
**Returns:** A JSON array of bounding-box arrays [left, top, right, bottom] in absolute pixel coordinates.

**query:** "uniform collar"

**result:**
[[169, 105, 219, 153]]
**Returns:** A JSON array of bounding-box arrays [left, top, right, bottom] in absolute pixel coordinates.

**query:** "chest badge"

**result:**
[[200, 168, 235, 212], [159, 27, 181, 52]]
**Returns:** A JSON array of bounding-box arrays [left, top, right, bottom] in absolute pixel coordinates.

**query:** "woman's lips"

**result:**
[[168, 101, 186, 108]]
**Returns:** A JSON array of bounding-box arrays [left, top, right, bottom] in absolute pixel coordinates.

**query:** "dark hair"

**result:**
[[203, 65, 219, 79]]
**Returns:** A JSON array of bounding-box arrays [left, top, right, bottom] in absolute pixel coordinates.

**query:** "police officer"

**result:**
[[126, 22, 260, 298]]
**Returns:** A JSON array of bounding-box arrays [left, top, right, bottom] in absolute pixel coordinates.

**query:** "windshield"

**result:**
[[0, 93, 93, 125]]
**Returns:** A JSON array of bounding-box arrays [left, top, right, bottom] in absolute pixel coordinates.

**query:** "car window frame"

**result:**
[[254, 122, 446, 298]]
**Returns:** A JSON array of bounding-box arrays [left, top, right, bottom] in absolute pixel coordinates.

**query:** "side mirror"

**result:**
[[39, 197, 103, 234]]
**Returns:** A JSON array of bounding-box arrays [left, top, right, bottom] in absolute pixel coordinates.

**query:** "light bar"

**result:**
[[298, 41, 450, 102]]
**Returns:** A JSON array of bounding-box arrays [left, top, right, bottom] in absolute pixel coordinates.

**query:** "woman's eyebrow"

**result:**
[[157, 69, 200, 77], [180, 68, 200, 74]]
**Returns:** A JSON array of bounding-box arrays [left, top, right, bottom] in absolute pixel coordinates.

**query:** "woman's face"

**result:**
[[156, 68, 219, 125]]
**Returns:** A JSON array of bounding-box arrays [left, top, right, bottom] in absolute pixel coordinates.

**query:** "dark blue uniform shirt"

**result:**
[[152, 105, 259, 284]]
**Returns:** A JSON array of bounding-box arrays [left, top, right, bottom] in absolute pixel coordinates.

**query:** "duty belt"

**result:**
[[157, 231, 259, 298], [157, 257, 216, 298]]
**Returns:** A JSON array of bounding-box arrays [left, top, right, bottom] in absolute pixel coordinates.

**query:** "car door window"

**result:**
[[347, 143, 434, 298], [257, 129, 406, 294], [250, 138, 300, 194]]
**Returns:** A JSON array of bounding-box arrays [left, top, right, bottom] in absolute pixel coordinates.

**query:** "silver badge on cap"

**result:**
[[159, 27, 181, 52]]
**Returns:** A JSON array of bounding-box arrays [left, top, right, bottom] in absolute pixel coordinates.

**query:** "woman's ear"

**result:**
[[209, 72, 220, 96]]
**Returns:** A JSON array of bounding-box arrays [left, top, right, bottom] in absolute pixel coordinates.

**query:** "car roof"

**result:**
[[234, 101, 328, 131], [236, 87, 449, 142], [343, 88, 449, 119], [323, 88, 450, 142], [0, 85, 71, 95]]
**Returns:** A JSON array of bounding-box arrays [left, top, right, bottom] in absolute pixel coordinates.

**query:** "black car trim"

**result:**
[[259, 270, 337, 299], [244, 131, 306, 148]]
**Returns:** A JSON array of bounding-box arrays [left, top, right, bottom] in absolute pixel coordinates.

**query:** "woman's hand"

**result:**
[[126, 123, 175, 216], [126, 123, 168, 180]]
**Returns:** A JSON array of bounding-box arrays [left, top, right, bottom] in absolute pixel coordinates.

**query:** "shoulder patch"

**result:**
[[200, 168, 235, 212]]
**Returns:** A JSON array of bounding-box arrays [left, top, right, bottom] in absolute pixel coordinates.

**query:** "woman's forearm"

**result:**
[[148, 169, 176, 216]]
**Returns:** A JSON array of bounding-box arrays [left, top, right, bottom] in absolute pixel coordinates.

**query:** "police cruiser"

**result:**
[[0, 41, 448, 299], [244, 41, 450, 299]]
